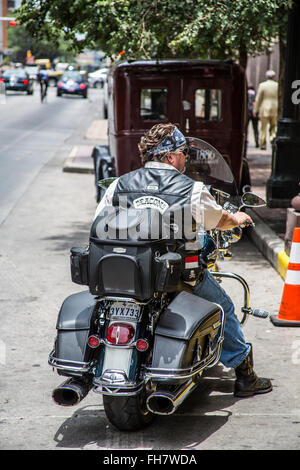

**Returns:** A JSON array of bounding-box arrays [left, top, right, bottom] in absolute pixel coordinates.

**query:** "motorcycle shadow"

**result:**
[[53, 365, 239, 449]]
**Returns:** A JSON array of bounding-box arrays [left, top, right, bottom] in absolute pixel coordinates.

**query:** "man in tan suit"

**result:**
[[254, 70, 278, 150]]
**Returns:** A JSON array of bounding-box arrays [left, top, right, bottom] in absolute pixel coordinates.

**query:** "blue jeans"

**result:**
[[192, 269, 251, 369]]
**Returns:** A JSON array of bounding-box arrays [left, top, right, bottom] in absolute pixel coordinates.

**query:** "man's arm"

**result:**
[[216, 210, 253, 230]]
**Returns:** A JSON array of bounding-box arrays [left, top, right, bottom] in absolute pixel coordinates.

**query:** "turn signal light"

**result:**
[[88, 335, 101, 348], [107, 323, 135, 345], [136, 339, 149, 352]]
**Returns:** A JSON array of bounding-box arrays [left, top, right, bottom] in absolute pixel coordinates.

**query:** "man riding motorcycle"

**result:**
[[94, 123, 272, 398]]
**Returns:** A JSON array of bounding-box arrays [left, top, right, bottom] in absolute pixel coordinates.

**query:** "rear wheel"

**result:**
[[103, 389, 155, 431]]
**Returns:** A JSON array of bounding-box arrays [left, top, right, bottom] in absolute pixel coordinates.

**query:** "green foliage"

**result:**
[[7, 23, 76, 63], [16, 0, 290, 62]]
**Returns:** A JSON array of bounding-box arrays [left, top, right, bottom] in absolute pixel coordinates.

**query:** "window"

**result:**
[[195, 89, 222, 121], [140, 88, 167, 120]]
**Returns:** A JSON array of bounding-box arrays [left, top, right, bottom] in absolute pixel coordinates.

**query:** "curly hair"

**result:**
[[138, 123, 176, 164]]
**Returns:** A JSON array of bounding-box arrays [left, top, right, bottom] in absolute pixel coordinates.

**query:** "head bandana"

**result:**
[[147, 126, 186, 156]]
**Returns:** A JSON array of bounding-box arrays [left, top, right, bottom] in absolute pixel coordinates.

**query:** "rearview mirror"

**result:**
[[241, 192, 266, 208]]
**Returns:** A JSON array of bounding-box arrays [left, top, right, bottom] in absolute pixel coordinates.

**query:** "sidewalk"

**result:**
[[245, 142, 293, 281], [64, 119, 295, 281]]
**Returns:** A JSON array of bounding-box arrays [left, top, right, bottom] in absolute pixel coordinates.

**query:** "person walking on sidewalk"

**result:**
[[254, 70, 278, 150], [247, 85, 259, 148]]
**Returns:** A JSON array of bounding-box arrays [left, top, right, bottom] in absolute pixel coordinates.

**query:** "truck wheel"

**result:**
[[103, 390, 155, 431]]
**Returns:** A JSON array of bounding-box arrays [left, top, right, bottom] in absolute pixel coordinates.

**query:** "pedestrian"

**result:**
[[247, 85, 259, 148], [94, 123, 273, 398], [254, 70, 278, 150], [36, 65, 49, 102]]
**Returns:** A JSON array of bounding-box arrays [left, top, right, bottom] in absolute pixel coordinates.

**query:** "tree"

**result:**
[[16, 0, 289, 69], [7, 24, 75, 64]]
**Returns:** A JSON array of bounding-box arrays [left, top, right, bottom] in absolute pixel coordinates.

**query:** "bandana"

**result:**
[[147, 126, 186, 156]]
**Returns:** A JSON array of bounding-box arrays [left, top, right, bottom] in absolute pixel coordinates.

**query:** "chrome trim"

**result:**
[[93, 369, 143, 396], [211, 271, 250, 326], [99, 296, 152, 305], [48, 350, 95, 373], [146, 379, 198, 415]]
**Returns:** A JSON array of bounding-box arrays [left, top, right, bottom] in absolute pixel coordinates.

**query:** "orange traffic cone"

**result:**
[[271, 227, 300, 326]]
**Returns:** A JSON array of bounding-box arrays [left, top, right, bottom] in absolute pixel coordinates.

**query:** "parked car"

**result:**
[[92, 59, 251, 201], [56, 71, 88, 98], [0, 69, 34, 95], [88, 68, 108, 88]]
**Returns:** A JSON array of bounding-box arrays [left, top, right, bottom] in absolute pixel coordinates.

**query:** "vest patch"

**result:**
[[133, 196, 169, 214]]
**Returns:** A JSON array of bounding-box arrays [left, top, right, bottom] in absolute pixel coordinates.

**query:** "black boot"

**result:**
[[234, 344, 272, 397]]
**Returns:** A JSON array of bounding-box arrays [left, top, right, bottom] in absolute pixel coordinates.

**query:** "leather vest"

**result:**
[[112, 167, 198, 240]]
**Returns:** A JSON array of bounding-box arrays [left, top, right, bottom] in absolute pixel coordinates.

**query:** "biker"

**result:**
[[36, 65, 49, 101], [94, 123, 272, 398]]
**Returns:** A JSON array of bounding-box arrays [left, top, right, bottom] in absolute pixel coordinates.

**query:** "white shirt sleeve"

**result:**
[[93, 178, 119, 220], [191, 181, 223, 230]]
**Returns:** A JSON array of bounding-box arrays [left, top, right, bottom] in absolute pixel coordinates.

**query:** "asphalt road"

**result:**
[[0, 87, 299, 452], [0, 83, 99, 226]]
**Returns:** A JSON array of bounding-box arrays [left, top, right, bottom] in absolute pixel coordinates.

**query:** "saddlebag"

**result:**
[[70, 246, 89, 285], [49, 290, 97, 377], [151, 291, 222, 382]]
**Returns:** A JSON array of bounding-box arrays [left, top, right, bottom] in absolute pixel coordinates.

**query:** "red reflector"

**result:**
[[107, 323, 135, 345], [88, 335, 101, 348], [136, 339, 149, 352], [79, 83, 86, 89]]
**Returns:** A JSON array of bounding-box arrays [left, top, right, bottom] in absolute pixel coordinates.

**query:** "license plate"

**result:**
[[109, 302, 141, 321]]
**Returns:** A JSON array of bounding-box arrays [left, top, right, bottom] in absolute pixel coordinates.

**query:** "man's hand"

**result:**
[[216, 210, 253, 230]]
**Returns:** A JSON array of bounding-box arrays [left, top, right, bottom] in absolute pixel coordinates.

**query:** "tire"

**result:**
[[103, 390, 155, 431]]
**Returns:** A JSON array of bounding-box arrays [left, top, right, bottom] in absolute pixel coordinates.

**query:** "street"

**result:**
[[0, 86, 299, 451]]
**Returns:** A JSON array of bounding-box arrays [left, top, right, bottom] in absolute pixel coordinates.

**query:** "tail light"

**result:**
[[79, 83, 86, 89], [58, 82, 63, 87], [106, 323, 135, 345], [23, 79, 29, 84], [0, 78, 4, 83]]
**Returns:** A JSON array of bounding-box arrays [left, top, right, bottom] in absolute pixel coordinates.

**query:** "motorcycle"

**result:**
[[49, 138, 269, 431]]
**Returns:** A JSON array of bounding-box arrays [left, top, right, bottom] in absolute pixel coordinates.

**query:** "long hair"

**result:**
[[138, 123, 175, 164]]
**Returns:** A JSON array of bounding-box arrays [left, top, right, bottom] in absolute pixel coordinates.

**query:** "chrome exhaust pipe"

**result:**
[[146, 379, 198, 415], [52, 378, 92, 406]]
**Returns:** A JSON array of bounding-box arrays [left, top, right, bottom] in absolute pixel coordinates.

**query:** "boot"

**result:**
[[234, 344, 272, 397]]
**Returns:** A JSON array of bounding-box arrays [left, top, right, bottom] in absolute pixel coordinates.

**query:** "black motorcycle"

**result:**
[[49, 138, 268, 431]]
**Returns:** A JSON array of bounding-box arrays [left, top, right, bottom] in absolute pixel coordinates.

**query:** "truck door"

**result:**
[[180, 78, 231, 145]]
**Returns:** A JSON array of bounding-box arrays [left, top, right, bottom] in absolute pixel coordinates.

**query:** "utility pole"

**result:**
[[267, 0, 300, 207]]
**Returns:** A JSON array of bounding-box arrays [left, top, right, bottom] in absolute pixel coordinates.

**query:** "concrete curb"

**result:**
[[63, 119, 108, 174], [248, 208, 288, 280]]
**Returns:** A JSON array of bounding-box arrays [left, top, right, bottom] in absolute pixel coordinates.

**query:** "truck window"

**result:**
[[195, 89, 222, 121], [140, 88, 167, 120]]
